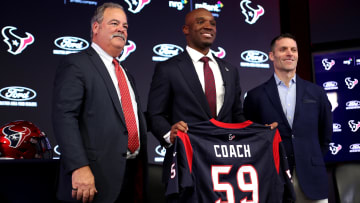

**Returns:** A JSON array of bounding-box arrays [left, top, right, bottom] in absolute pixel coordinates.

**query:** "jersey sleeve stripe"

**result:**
[[177, 131, 194, 173], [272, 129, 282, 174]]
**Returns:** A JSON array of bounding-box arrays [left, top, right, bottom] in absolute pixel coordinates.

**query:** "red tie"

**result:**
[[113, 58, 139, 153], [200, 57, 217, 118]]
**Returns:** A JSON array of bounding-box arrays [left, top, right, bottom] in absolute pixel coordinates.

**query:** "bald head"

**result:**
[[185, 8, 211, 25], [183, 8, 216, 55]]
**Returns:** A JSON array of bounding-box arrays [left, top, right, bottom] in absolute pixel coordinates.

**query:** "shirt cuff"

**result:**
[[163, 131, 173, 147]]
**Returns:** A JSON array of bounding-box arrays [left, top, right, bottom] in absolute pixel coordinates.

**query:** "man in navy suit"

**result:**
[[52, 3, 147, 203], [244, 33, 332, 202], [147, 8, 246, 184]]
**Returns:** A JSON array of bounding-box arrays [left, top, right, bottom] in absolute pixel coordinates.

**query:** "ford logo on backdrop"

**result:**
[[323, 81, 338, 90], [240, 50, 269, 68], [54, 36, 89, 51], [241, 50, 268, 63], [152, 44, 183, 61], [53, 36, 89, 55], [154, 145, 166, 162], [0, 86, 36, 101]]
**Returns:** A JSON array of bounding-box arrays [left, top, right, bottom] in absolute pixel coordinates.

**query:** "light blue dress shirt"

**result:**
[[274, 73, 296, 128]]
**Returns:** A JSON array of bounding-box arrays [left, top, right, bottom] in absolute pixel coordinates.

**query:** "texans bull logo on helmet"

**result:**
[[2, 125, 31, 148], [0, 120, 52, 159]]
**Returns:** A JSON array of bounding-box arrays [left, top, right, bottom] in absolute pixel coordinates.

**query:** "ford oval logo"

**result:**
[[153, 44, 183, 57], [0, 86, 37, 101], [155, 145, 166, 156], [54, 145, 61, 156], [54, 36, 89, 51], [350, 144, 360, 150], [241, 50, 268, 63], [333, 123, 341, 129], [323, 81, 338, 88], [346, 100, 360, 107]]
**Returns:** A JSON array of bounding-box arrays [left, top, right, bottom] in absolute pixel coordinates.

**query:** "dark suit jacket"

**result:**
[[52, 47, 148, 202], [243, 75, 332, 200], [147, 50, 245, 182]]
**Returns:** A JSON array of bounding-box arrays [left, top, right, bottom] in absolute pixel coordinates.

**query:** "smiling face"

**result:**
[[269, 37, 298, 74], [183, 8, 216, 55], [92, 7, 128, 57]]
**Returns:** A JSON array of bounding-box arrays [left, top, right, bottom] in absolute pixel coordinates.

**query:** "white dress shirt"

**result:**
[[91, 42, 140, 158], [163, 46, 225, 144], [186, 46, 225, 115]]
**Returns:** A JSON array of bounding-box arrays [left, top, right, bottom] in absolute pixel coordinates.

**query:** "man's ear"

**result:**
[[182, 25, 189, 35], [269, 51, 274, 62], [92, 22, 99, 36]]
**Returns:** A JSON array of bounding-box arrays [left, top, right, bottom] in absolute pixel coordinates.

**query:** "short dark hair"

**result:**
[[270, 33, 296, 51]]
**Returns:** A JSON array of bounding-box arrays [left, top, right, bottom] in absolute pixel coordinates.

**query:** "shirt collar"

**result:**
[[274, 73, 296, 86], [91, 42, 115, 64], [186, 45, 216, 63]]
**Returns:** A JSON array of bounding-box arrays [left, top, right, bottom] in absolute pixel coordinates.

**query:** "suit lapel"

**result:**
[[264, 76, 292, 129], [85, 48, 127, 126], [215, 57, 230, 118], [293, 75, 305, 126], [177, 51, 212, 117]]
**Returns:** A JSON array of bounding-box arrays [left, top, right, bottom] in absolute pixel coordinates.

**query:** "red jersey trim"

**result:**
[[177, 131, 194, 173], [210, 118, 253, 129], [272, 129, 282, 174]]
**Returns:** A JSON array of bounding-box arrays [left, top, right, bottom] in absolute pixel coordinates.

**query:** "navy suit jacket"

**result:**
[[52, 47, 148, 202], [147, 50, 245, 182], [243, 75, 332, 200]]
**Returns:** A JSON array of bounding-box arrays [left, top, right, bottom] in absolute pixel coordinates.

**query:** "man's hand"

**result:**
[[170, 121, 188, 144], [266, 122, 278, 130], [72, 165, 98, 203]]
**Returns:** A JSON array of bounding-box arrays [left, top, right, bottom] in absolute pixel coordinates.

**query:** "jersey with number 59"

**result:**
[[166, 119, 295, 203]]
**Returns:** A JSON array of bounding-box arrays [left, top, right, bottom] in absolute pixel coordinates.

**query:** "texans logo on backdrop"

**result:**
[[211, 47, 226, 59], [345, 77, 358, 89], [117, 40, 136, 62], [329, 143, 342, 155], [348, 120, 360, 132], [124, 0, 151, 14], [322, 58, 335, 70], [2, 125, 31, 148], [240, 0, 265, 25], [1, 26, 34, 55]]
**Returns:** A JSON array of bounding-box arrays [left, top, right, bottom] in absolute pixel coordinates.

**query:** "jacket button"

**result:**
[[292, 134, 295, 139]]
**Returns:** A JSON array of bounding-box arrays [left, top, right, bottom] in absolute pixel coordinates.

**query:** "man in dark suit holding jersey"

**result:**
[[52, 3, 147, 203], [147, 8, 247, 186]]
